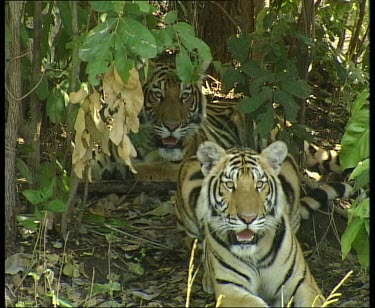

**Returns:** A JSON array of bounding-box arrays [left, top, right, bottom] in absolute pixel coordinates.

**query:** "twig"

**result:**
[[186, 239, 199, 308]]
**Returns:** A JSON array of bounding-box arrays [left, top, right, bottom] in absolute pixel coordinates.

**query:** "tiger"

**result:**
[[129, 61, 246, 180], [97, 61, 344, 181], [175, 140, 360, 306]]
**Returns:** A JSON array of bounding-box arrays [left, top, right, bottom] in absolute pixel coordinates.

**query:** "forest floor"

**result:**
[[5, 99, 369, 307]]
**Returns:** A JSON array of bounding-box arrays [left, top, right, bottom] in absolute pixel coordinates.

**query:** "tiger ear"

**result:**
[[197, 141, 226, 176], [261, 141, 288, 175]]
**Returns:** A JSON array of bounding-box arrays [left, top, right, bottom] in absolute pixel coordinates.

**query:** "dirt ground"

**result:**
[[5, 99, 369, 307], [5, 187, 369, 307]]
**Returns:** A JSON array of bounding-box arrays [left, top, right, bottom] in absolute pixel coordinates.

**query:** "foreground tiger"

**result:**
[[176, 141, 325, 307]]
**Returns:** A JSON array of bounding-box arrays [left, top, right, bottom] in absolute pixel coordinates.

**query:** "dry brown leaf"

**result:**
[[74, 160, 86, 179], [103, 65, 124, 97], [81, 97, 91, 113], [91, 106, 107, 133], [100, 131, 111, 156], [81, 129, 90, 148], [89, 91, 101, 110], [118, 135, 137, 173], [109, 102, 125, 146], [74, 108, 86, 134], [70, 88, 88, 104], [85, 113, 101, 142], [125, 115, 140, 133]]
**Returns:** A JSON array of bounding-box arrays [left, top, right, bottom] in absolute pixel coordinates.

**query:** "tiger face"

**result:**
[[196, 141, 289, 257], [142, 64, 206, 162]]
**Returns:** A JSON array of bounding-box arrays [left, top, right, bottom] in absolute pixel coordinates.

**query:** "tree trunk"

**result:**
[[28, 1, 43, 183], [61, 1, 81, 240], [296, 0, 314, 166], [348, 0, 366, 63], [6, 1, 24, 252]]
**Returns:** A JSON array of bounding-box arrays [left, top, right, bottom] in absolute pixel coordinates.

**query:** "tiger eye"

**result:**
[[255, 181, 264, 190], [224, 181, 235, 190]]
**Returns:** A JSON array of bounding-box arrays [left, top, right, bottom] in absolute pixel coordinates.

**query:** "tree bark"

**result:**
[[28, 1, 43, 183], [6, 1, 24, 252], [296, 0, 314, 166], [348, 0, 366, 63], [61, 1, 81, 240]]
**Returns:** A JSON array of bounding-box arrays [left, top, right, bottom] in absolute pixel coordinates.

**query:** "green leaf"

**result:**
[[173, 22, 195, 37], [84, 212, 106, 225], [89, 1, 114, 12], [351, 224, 369, 269], [240, 60, 263, 78], [57, 2, 72, 35], [42, 177, 57, 200], [352, 169, 369, 191], [174, 22, 212, 62], [135, 1, 155, 13], [54, 28, 72, 62], [44, 199, 66, 213], [341, 216, 363, 259], [17, 215, 39, 231], [114, 51, 134, 84], [16, 158, 33, 184], [280, 78, 310, 99], [273, 89, 299, 122], [262, 11, 277, 30], [176, 49, 194, 84], [239, 96, 263, 114], [117, 17, 157, 58], [221, 68, 245, 94], [352, 89, 369, 114], [35, 75, 49, 100], [46, 87, 66, 124], [86, 58, 111, 86], [79, 19, 116, 62], [348, 198, 369, 220], [22, 190, 46, 205], [340, 108, 369, 169], [227, 33, 252, 62], [152, 28, 175, 53], [164, 10, 178, 24], [38, 163, 54, 192], [349, 158, 369, 180], [254, 104, 275, 136]]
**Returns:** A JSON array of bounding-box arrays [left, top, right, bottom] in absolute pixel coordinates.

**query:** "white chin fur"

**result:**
[[159, 148, 184, 161]]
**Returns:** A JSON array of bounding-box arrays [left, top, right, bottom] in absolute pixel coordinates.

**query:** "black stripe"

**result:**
[[289, 266, 307, 304], [279, 174, 295, 213], [258, 218, 286, 267], [189, 187, 201, 212], [215, 279, 253, 294], [274, 237, 297, 296], [189, 170, 203, 181], [212, 249, 253, 283]]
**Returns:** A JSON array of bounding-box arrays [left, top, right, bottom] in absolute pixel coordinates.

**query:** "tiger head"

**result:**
[[196, 141, 289, 255], [141, 63, 207, 162]]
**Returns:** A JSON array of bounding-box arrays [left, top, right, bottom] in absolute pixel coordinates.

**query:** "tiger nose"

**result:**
[[164, 122, 179, 131], [238, 214, 257, 224]]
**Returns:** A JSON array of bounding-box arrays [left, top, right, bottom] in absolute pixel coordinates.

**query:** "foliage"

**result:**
[[70, 1, 212, 181], [79, 1, 211, 85], [218, 9, 313, 152], [17, 160, 69, 230], [340, 89, 369, 269]]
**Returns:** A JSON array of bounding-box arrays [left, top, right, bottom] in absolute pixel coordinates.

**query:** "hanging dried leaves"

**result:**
[[69, 66, 144, 181]]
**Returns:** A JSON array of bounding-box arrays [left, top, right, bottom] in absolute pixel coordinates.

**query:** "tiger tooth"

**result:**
[[236, 230, 255, 242]]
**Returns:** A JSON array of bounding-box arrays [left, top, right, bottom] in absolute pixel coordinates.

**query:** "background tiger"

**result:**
[[176, 140, 324, 307], [96, 60, 344, 181]]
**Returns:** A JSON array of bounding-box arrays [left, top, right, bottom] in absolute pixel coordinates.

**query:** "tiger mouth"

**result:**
[[230, 229, 257, 245], [159, 136, 183, 149]]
